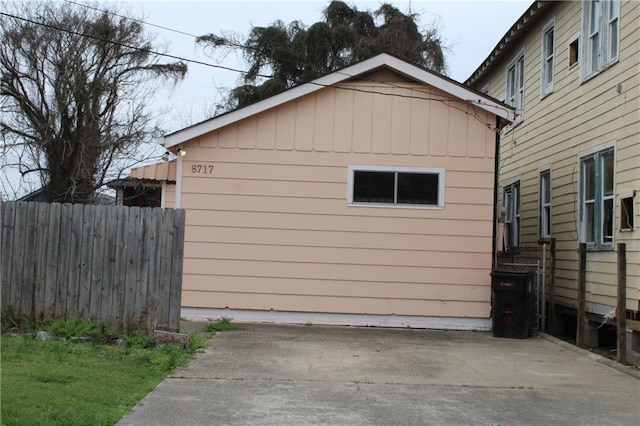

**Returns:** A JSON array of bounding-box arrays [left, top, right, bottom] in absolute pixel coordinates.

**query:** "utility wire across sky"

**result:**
[[1, 6, 511, 131]]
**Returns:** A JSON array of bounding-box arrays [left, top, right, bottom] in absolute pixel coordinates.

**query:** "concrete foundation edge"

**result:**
[[537, 332, 640, 379], [181, 308, 492, 331]]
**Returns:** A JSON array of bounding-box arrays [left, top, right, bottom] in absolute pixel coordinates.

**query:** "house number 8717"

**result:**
[[191, 164, 214, 174]]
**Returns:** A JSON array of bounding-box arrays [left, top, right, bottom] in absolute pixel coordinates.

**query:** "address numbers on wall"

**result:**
[[190, 164, 214, 174]]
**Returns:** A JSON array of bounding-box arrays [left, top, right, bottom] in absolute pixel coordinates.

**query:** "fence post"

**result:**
[[617, 243, 627, 364], [168, 209, 185, 332], [576, 243, 587, 348], [0, 200, 8, 312]]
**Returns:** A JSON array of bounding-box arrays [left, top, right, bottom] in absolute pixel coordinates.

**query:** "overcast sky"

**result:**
[[2, 0, 533, 199], [122, 0, 533, 132]]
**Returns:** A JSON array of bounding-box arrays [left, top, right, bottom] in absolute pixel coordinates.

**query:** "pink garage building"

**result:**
[[133, 54, 514, 330]]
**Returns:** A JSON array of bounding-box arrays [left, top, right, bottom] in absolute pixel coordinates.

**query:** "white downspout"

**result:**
[[160, 182, 167, 209], [175, 147, 183, 209]]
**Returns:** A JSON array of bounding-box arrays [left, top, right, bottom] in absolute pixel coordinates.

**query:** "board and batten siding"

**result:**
[[471, 1, 639, 312], [176, 80, 498, 319]]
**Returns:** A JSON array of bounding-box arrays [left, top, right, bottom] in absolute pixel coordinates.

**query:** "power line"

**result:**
[[63, 0, 200, 39], [63, 0, 508, 121], [0, 9, 508, 130], [63, 0, 269, 53], [0, 10, 250, 76]]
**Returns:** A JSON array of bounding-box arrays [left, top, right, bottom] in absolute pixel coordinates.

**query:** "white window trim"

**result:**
[[578, 141, 616, 159], [581, 0, 620, 83], [577, 142, 616, 249], [503, 180, 521, 249], [505, 49, 525, 124], [568, 31, 581, 70], [540, 18, 555, 98], [347, 165, 445, 209], [539, 168, 552, 238], [606, 0, 620, 63]]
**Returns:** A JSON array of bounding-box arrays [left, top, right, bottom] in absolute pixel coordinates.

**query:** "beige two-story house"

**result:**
[[467, 1, 639, 350]]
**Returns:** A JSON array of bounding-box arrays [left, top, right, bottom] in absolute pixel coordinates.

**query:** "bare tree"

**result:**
[[0, 1, 186, 203]]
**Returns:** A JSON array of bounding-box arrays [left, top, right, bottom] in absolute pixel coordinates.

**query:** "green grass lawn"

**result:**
[[0, 332, 204, 425]]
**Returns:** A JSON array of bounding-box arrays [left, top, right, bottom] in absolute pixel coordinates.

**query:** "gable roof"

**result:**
[[163, 53, 514, 149], [465, 1, 553, 86]]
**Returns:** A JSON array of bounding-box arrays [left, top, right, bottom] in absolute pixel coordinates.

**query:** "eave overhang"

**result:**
[[465, 1, 554, 87]]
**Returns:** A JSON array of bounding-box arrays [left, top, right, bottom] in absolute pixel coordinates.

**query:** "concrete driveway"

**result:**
[[118, 323, 639, 425]]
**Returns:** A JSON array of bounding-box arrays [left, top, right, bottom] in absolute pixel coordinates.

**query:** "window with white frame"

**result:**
[[581, 148, 614, 247], [582, 0, 620, 80], [607, 0, 620, 62], [503, 181, 520, 249], [539, 170, 551, 238], [347, 165, 445, 208], [541, 22, 555, 96], [506, 52, 525, 119]]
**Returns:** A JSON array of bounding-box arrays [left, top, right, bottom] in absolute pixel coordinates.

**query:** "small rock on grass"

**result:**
[[36, 331, 52, 341]]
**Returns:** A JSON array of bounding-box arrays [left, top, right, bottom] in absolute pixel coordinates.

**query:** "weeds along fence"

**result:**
[[0, 201, 185, 334]]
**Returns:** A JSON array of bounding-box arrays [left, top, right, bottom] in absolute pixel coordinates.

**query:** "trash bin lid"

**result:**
[[491, 269, 534, 278]]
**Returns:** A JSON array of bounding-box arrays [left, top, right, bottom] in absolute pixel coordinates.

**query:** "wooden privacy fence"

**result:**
[[1, 201, 185, 334]]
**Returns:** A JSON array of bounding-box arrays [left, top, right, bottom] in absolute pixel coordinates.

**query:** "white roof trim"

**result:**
[[164, 53, 514, 148]]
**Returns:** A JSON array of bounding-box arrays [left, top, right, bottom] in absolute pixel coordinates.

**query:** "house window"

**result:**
[[569, 35, 580, 67], [347, 165, 445, 208], [541, 22, 555, 96], [540, 170, 551, 238], [581, 148, 614, 247], [620, 196, 634, 231], [503, 181, 520, 249], [582, 0, 620, 80], [506, 51, 525, 119], [607, 0, 620, 62]]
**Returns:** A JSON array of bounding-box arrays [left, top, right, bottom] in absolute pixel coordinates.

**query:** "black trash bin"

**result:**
[[491, 269, 534, 339]]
